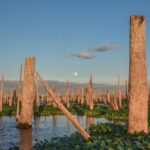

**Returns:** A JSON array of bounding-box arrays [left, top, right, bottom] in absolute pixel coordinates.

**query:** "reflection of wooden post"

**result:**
[[128, 15, 148, 134], [9, 88, 13, 107], [19, 57, 35, 128], [0, 74, 4, 112], [20, 128, 32, 150], [36, 72, 91, 140], [16, 64, 22, 121], [35, 76, 40, 107], [118, 76, 122, 108]]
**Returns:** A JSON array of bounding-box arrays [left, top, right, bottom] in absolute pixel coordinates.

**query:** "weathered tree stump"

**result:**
[[128, 15, 148, 134], [17, 57, 35, 129]]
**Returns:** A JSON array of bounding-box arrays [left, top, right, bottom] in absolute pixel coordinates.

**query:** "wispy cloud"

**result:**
[[88, 45, 120, 52], [71, 52, 96, 59]]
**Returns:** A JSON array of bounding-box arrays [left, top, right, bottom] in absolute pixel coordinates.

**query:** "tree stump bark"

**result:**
[[128, 15, 148, 134]]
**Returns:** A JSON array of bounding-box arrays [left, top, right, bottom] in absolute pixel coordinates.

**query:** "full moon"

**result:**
[[74, 72, 78, 76]]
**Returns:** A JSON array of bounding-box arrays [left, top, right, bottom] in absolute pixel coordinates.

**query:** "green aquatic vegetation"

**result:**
[[31, 123, 150, 150], [0, 104, 18, 116]]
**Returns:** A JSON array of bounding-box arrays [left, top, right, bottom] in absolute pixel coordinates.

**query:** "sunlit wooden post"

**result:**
[[35, 76, 40, 107], [128, 15, 148, 134], [57, 89, 61, 102], [99, 90, 102, 101], [36, 72, 91, 140], [0, 74, 4, 112], [52, 84, 57, 108], [9, 88, 13, 107], [66, 80, 70, 108], [81, 87, 84, 104], [85, 88, 89, 106], [107, 88, 110, 104], [118, 75, 122, 108], [89, 75, 93, 110], [16, 64, 22, 121], [114, 87, 119, 111], [18, 57, 35, 128]]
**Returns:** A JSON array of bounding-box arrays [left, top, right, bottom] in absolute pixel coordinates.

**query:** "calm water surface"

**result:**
[[0, 115, 111, 150]]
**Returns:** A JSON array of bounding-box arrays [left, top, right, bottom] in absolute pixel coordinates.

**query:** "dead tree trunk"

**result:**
[[18, 57, 35, 128], [16, 64, 22, 121], [128, 15, 148, 134]]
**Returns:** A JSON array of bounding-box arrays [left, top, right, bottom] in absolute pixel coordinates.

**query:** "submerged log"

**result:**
[[36, 72, 91, 140]]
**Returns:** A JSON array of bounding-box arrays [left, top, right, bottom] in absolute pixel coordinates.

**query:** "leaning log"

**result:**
[[36, 72, 91, 140]]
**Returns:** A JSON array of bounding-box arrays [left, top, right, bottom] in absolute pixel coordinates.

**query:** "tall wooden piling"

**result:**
[[18, 57, 35, 128], [128, 15, 148, 134]]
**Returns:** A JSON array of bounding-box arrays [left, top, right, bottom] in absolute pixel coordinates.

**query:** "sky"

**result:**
[[0, 0, 150, 84]]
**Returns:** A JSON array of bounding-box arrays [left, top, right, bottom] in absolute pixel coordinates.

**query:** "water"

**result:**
[[0, 115, 111, 150]]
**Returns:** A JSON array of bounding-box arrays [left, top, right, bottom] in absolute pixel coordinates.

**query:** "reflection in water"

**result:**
[[19, 128, 32, 150], [67, 118, 70, 135], [77, 115, 80, 123], [35, 117, 40, 129], [52, 115, 57, 136], [86, 117, 94, 128], [0, 115, 112, 150]]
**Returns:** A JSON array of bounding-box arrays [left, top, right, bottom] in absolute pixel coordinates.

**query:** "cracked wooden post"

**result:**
[[35, 76, 40, 107], [9, 88, 13, 107], [118, 76, 122, 108], [17, 56, 35, 128], [16, 64, 22, 121], [128, 15, 148, 134], [36, 72, 91, 140], [0, 74, 4, 112]]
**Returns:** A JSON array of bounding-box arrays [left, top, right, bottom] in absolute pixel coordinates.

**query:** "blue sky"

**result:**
[[0, 0, 150, 84]]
